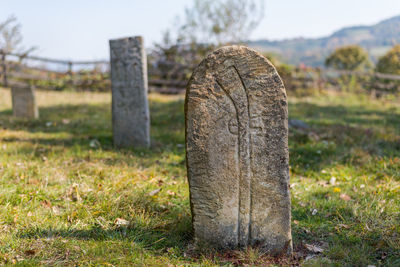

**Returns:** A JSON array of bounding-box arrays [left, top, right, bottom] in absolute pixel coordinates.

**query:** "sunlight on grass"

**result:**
[[0, 88, 399, 265]]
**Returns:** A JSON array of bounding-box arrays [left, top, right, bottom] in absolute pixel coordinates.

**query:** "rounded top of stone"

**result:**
[[205, 45, 272, 64], [190, 45, 278, 77], [187, 45, 281, 90]]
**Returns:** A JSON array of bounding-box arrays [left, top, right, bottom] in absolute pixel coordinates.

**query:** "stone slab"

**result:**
[[185, 46, 292, 254], [11, 86, 39, 119], [110, 36, 150, 148]]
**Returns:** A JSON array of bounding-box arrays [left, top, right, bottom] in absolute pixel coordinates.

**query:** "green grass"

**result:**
[[0, 88, 399, 266]]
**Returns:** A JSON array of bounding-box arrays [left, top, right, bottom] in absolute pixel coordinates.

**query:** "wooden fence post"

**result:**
[[68, 61, 75, 87], [0, 50, 7, 88]]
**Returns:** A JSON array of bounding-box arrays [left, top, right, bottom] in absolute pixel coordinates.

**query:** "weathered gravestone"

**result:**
[[185, 46, 292, 254], [109, 36, 150, 148], [11, 86, 39, 119]]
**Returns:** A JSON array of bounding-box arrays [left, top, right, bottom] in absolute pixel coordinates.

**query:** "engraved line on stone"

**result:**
[[214, 78, 241, 246], [232, 65, 253, 245], [215, 66, 252, 247]]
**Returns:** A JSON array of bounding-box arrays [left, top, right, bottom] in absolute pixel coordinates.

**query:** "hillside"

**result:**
[[248, 15, 400, 66]]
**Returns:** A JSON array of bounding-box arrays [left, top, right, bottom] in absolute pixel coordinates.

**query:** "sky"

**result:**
[[1, 0, 400, 61]]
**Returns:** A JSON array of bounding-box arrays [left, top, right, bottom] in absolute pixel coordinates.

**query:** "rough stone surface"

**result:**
[[110, 36, 150, 148], [11, 86, 39, 119], [185, 46, 292, 254]]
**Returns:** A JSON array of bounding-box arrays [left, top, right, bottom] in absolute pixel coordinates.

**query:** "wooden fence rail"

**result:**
[[1, 50, 400, 94]]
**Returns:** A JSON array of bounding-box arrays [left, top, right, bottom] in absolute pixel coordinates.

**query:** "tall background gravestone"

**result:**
[[11, 86, 39, 119], [110, 36, 150, 148], [185, 46, 292, 254]]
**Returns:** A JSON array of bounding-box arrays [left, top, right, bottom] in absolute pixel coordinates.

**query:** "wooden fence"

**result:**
[[0, 50, 187, 93], [1, 50, 399, 95]]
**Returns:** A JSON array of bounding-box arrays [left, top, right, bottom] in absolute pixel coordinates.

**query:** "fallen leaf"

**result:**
[[28, 179, 40, 185], [14, 255, 24, 262], [305, 254, 317, 261], [167, 190, 176, 196], [89, 139, 101, 149], [114, 218, 130, 226], [305, 243, 324, 253], [340, 194, 351, 201], [24, 249, 36, 256], [52, 206, 61, 215], [337, 224, 350, 229], [149, 188, 161, 196], [67, 184, 81, 202], [311, 209, 318, 215], [41, 200, 52, 208]]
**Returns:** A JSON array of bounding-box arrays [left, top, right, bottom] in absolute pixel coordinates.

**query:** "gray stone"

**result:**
[[11, 86, 39, 119], [185, 46, 292, 254], [289, 119, 309, 129], [110, 36, 150, 148]]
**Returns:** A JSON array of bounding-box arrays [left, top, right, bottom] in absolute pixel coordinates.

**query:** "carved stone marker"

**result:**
[[110, 36, 150, 148], [11, 86, 39, 119], [185, 46, 292, 254]]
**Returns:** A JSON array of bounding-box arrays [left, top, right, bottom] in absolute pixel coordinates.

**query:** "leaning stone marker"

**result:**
[[110, 36, 150, 148], [11, 86, 39, 119], [185, 46, 292, 254]]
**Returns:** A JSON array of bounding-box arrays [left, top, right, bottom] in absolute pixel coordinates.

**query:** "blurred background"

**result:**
[[1, 0, 400, 96]]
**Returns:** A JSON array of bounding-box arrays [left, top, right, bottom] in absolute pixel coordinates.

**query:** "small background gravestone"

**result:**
[[11, 85, 39, 119], [109, 36, 150, 148], [185, 46, 292, 254]]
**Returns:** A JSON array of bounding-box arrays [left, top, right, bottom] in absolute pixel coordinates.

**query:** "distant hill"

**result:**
[[248, 15, 400, 67]]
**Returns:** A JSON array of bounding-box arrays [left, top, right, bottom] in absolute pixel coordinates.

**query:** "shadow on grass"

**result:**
[[288, 102, 400, 173], [16, 219, 193, 251], [0, 99, 185, 149], [17, 194, 193, 251], [1, 98, 399, 173], [288, 102, 400, 132]]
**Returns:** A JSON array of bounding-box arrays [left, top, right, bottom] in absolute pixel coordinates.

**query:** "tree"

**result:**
[[177, 0, 265, 46], [325, 45, 371, 71], [0, 16, 23, 53], [0, 15, 35, 54], [376, 45, 400, 74], [325, 46, 372, 92], [150, 0, 265, 86]]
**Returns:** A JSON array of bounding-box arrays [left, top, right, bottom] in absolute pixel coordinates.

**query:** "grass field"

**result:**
[[0, 88, 399, 266]]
